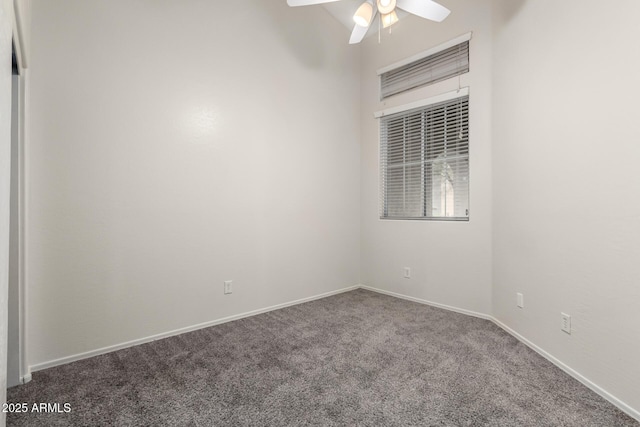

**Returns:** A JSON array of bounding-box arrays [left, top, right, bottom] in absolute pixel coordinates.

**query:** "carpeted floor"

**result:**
[[7, 289, 638, 426]]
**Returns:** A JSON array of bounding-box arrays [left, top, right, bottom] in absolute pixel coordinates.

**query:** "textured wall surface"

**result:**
[[26, 0, 361, 367], [1, 0, 15, 422], [492, 0, 640, 414], [359, 0, 494, 315], [18, 0, 640, 419]]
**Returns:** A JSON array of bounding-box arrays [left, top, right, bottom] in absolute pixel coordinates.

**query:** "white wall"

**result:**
[[492, 0, 640, 414], [13, 0, 30, 65], [21, 0, 640, 419], [1, 0, 15, 421], [26, 0, 361, 368], [8, 74, 20, 387], [359, 0, 493, 314]]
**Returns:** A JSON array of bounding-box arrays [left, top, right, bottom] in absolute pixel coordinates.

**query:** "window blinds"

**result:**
[[379, 41, 469, 99], [380, 95, 469, 220]]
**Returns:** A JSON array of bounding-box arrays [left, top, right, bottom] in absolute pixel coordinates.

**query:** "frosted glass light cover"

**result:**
[[353, 2, 373, 27], [377, 0, 396, 15], [381, 10, 399, 28]]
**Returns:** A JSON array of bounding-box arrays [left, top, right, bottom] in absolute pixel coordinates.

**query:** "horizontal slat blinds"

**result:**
[[380, 41, 469, 99], [380, 95, 469, 220]]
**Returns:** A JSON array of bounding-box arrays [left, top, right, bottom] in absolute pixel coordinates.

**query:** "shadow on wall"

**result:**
[[254, 0, 330, 69], [493, 0, 526, 26]]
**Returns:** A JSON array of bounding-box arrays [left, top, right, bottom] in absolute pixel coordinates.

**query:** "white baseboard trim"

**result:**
[[491, 317, 640, 423], [20, 372, 31, 384], [26, 283, 640, 422], [29, 285, 360, 373], [359, 285, 492, 321], [360, 285, 640, 423]]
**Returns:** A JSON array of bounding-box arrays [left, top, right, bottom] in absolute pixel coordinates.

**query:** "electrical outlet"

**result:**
[[561, 313, 571, 334], [517, 293, 524, 308], [224, 280, 233, 295], [403, 267, 411, 279]]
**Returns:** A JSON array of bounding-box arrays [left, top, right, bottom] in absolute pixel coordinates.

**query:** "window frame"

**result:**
[[376, 88, 470, 222]]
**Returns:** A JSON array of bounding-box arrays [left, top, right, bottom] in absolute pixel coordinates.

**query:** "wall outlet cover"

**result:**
[[561, 313, 571, 334], [224, 280, 233, 295], [517, 293, 524, 308]]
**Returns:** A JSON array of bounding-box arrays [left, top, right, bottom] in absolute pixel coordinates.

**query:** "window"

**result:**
[[380, 93, 469, 220], [378, 34, 470, 99]]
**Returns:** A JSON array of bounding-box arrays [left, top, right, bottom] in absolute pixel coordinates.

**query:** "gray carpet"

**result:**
[[7, 289, 638, 426]]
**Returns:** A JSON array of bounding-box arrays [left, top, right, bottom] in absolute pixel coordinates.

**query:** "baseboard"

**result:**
[[491, 317, 640, 422], [30, 285, 361, 373], [360, 285, 640, 423], [20, 372, 31, 384], [26, 283, 640, 422], [359, 285, 492, 321]]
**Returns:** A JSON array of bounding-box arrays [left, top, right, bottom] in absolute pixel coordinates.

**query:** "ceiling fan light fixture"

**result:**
[[381, 10, 399, 28], [376, 0, 396, 15], [287, 0, 451, 45], [353, 2, 374, 27]]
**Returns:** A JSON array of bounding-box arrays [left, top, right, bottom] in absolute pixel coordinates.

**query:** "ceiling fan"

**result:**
[[286, 0, 451, 44]]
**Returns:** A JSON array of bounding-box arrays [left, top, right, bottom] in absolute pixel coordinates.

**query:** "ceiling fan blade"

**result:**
[[287, 0, 341, 6], [349, 24, 368, 44], [396, 0, 450, 22], [349, 9, 377, 44]]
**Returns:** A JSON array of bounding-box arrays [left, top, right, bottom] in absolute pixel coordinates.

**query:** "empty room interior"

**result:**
[[1, 0, 639, 425]]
